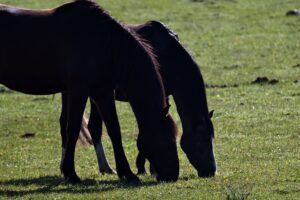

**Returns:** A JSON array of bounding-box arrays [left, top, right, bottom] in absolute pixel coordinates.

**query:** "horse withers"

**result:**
[[0, 1, 179, 184], [80, 21, 216, 177]]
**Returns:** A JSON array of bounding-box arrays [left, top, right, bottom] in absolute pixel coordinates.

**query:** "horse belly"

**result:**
[[0, 50, 65, 95], [1, 75, 63, 95], [0, 14, 67, 94]]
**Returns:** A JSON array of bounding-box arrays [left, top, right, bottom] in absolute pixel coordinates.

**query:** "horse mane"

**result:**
[[125, 27, 160, 70], [115, 30, 166, 116]]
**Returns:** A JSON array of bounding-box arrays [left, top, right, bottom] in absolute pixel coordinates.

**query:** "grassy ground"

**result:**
[[0, 0, 299, 199]]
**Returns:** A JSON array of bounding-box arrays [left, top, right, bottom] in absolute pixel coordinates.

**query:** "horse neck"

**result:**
[[131, 21, 210, 132], [131, 78, 166, 131], [167, 50, 210, 132], [128, 63, 166, 131], [117, 37, 166, 131]]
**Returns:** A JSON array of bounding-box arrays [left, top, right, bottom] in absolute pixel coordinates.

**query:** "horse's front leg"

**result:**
[[61, 89, 88, 184], [88, 100, 115, 174], [91, 91, 141, 185], [136, 152, 156, 176], [59, 92, 68, 170], [136, 152, 146, 174]]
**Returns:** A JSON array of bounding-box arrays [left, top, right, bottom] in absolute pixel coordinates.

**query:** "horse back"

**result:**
[[0, 6, 66, 94], [0, 1, 119, 95]]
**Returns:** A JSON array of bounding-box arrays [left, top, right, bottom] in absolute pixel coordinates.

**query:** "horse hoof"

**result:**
[[65, 175, 82, 184], [126, 176, 142, 186], [150, 172, 157, 177], [197, 171, 215, 178]]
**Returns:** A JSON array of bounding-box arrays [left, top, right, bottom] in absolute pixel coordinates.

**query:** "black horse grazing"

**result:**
[[0, 1, 179, 184], [78, 21, 216, 177], [132, 21, 216, 177]]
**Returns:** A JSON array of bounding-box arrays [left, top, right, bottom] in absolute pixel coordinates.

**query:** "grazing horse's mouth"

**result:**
[[155, 170, 179, 182], [187, 157, 216, 178]]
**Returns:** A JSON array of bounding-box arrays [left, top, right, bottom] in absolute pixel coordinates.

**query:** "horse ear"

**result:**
[[163, 105, 171, 117], [209, 110, 214, 118]]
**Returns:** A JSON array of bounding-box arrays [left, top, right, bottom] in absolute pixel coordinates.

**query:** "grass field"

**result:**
[[0, 0, 300, 199]]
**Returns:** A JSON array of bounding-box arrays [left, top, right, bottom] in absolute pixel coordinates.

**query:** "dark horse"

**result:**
[[0, 1, 179, 184], [77, 21, 216, 177]]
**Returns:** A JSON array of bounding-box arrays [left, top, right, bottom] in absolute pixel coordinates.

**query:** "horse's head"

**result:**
[[180, 111, 216, 177], [137, 108, 179, 182]]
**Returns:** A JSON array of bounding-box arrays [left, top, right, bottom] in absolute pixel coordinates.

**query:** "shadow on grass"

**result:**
[[0, 175, 158, 197]]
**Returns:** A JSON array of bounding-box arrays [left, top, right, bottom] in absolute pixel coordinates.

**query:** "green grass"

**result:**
[[0, 0, 300, 199]]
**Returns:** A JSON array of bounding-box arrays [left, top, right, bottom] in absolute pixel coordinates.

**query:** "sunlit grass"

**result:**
[[0, 0, 299, 199]]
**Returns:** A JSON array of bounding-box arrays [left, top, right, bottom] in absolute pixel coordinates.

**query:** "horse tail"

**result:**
[[78, 115, 93, 146]]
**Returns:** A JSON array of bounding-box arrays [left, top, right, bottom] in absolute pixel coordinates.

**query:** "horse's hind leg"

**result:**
[[91, 91, 141, 185], [61, 89, 88, 184], [88, 100, 115, 174]]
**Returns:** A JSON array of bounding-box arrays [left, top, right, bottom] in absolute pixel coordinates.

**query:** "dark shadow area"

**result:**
[[286, 9, 300, 16], [32, 97, 50, 101], [0, 175, 158, 197], [251, 77, 279, 85], [20, 132, 36, 139], [293, 64, 300, 68], [291, 93, 300, 97], [205, 84, 239, 89]]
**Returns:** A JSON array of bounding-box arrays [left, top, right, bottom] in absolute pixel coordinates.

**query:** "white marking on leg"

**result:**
[[95, 142, 115, 174]]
